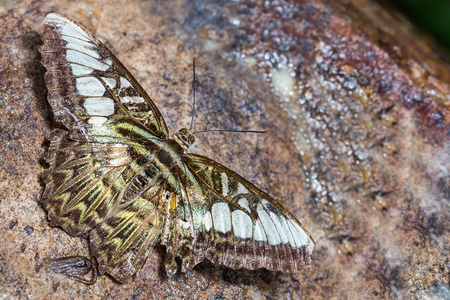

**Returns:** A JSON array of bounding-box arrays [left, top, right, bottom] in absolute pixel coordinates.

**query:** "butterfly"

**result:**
[[40, 13, 314, 283]]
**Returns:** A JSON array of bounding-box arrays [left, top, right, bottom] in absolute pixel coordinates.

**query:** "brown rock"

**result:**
[[0, 0, 448, 298]]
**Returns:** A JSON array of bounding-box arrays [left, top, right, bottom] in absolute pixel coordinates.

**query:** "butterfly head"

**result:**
[[173, 128, 195, 151]]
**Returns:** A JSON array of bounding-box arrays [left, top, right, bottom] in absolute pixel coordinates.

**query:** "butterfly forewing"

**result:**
[[41, 13, 314, 283], [40, 13, 169, 141], [163, 154, 313, 273]]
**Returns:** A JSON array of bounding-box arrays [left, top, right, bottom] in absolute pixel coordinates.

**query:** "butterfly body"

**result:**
[[40, 13, 314, 283]]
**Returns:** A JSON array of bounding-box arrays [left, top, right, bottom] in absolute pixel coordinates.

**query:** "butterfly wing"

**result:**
[[41, 13, 168, 141], [40, 14, 168, 243], [89, 179, 171, 283], [163, 154, 314, 273]]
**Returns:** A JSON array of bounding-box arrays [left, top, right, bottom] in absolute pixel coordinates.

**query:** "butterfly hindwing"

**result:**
[[42, 126, 164, 235], [89, 180, 168, 283]]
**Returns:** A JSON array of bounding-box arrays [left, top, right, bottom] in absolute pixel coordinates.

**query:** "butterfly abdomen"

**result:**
[[157, 139, 185, 167], [121, 164, 161, 203]]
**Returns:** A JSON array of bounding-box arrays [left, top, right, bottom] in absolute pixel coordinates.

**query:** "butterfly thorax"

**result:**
[[157, 128, 195, 167]]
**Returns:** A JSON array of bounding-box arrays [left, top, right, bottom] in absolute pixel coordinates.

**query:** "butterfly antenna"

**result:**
[[196, 129, 271, 134], [189, 57, 269, 136], [189, 56, 196, 131]]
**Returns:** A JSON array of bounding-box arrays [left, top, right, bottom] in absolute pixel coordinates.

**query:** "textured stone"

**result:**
[[0, 0, 448, 299]]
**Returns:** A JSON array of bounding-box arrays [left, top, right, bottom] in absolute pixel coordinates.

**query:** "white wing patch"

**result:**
[[133, 97, 145, 103], [76, 77, 105, 96], [203, 211, 212, 231], [221, 173, 229, 195], [236, 182, 248, 195], [46, 13, 90, 41], [66, 50, 111, 71], [232, 210, 252, 239], [63, 35, 99, 59], [121, 96, 133, 103], [257, 204, 281, 245], [270, 212, 289, 244], [288, 220, 314, 252], [120, 77, 132, 88], [120, 96, 145, 104], [83, 97, 115, 116], [254, 219, 266, 242], [46, 13, 113, 72], [103, 58, 113, 66], [87, 116, 108, 126], [70, 64, 93, 76], [102, 77, 117, 89], [212, 202, 231, 234], [237, 198, 250, 213], [274, 214, 296, 246]]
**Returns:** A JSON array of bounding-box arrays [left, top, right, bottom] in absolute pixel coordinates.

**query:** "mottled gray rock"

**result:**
[[0, 0, 448, 299]]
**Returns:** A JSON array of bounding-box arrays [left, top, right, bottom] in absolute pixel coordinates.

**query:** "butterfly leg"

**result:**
[[164, 241, 199, 276], [180, 253, 200, 273], [163, 245, 179, 277], [47, 256, 97, 285]]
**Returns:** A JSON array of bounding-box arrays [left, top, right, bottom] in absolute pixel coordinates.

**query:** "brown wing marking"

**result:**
[[90, 179, 167, 283], [42, 129, 160, 236]]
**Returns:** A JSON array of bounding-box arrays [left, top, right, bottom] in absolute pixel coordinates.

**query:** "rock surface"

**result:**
[[0, 0, 448, 299]]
